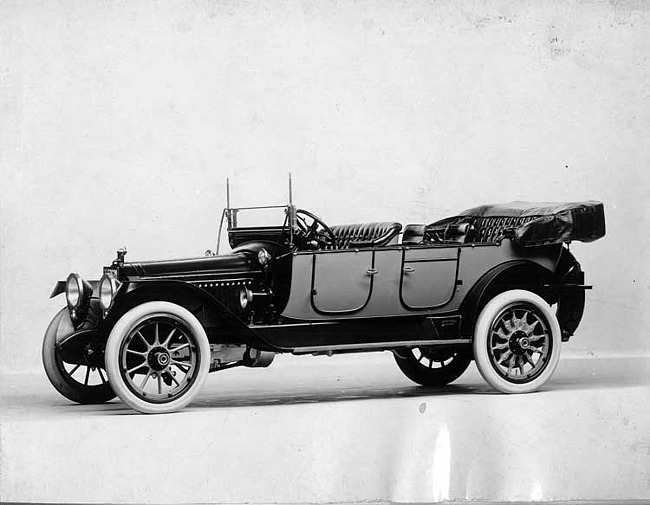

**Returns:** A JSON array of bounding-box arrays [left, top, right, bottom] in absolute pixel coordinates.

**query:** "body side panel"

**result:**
[[280, 240, 561, 321]]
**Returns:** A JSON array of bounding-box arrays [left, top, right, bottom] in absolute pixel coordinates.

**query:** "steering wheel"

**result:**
[[294, 209, 337, 249]]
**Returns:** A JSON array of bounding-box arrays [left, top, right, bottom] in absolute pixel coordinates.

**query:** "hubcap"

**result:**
[[488, 303, 552, 383], [510, 331, 531, 352], [148, 347, 171, 370]]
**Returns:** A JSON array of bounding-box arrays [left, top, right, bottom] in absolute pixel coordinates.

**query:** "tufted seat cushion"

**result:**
[[329, 222, 402, 249]]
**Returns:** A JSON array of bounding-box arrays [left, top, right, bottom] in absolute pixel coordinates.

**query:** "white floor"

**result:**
[[1, 352, 649, 504]]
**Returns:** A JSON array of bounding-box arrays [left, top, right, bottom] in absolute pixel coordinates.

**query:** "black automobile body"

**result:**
[[43, 188, 605, 413]]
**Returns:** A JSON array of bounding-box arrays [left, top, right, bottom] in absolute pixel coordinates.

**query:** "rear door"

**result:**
[[400, 246, 460, 309]]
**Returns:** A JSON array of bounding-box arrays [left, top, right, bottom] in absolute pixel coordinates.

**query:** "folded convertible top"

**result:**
[[427, 201, 605, 247]]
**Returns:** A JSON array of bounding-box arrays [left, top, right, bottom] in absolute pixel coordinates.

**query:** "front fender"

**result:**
[[101, 280, 279, 352], [44, 308, 104, 365], [45, 307, 76, 346]]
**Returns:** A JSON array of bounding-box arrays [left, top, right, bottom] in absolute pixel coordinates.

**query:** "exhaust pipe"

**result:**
[[246, 348, 275, 368]]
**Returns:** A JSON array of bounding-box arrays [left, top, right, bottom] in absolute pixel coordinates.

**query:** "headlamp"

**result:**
[[66, 274, 81, 308], [65, 273, 92, 324], [99, 273, 121, 314]]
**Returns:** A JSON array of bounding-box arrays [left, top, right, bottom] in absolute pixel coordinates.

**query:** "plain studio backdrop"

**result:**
[[1, 0, 649, 373]]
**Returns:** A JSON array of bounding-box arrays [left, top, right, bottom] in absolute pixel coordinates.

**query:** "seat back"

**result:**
[[464, 216, 535, 243], [329, 222, 402, 249], [401, 224, 426, 245]]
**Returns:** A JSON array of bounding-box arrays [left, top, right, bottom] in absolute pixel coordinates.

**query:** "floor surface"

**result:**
[[1, 352, 649, 504]]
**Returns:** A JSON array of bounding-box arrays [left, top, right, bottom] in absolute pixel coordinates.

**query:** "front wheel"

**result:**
[[105, 301, 210, 414], [473, 289, 561, 394], [394, 345, 472, 386], [42, 308, 116, 404]]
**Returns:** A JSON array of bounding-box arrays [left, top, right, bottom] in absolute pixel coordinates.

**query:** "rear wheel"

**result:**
[[473, 289, 561, 394], [105, 302, 210, 414], [394, 345, 472, 386]]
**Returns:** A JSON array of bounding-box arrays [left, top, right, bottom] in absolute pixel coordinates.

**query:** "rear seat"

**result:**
[[329, 222, 402, 249], [404, 221, 472, 245]]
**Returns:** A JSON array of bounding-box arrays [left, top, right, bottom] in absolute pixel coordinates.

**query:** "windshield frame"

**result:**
[[216, 204, 297, 254]]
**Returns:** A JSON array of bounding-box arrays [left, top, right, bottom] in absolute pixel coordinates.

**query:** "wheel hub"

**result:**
[[148, 347, 171, 371], [509, 330, 532, 354], [83, 342, 105, 368]]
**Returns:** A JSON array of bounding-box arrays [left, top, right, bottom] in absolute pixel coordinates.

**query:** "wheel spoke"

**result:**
[[69, 363, 82, 375], [510, 311, 520, 330], [157, 375, 162, 394], [154, 323, 160, 345], [499, 350, 512, 365], [493, 341, 509, 350], [84, 366, 91, 386], [136, 330, 151, 349], [507, 355, 515, 376], [127, 349, 147, 356], [162, 328, 177, 348], [171, 343, 190, 354], [529, 332, 547, 343], [172, 361, 190, 372], [140, 370, 152, 389], [523, 353, 535, 367], [127, 362, 148, 374], [495, 328, 508, 340], [97, 367, 107, 384], [525, 320, 539, 336]]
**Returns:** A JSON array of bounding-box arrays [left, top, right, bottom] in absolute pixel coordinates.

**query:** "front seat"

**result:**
[[329, 222, 402, 249]]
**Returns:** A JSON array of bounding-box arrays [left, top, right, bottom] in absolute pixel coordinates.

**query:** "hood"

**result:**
[[120, 252, 257, 280]]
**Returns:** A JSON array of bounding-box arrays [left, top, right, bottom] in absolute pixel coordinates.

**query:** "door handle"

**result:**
[[403, 265, 415, 273], [366, 268, 379, 275]]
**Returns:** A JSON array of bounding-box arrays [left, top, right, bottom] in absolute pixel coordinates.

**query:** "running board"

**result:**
[[251, 315, 467, 351], [292, 339, 470, 355]]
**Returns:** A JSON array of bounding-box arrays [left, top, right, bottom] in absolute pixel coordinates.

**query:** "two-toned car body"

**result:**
[[43, 194, 605, 413]]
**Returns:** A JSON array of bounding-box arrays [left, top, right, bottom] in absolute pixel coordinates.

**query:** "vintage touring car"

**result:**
[[43, 186, 605, 413]]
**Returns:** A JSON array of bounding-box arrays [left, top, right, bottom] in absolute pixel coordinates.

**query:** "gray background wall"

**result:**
[[1, 0, 648, 373]]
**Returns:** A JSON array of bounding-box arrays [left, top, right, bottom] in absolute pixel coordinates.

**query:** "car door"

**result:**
[[400, 246, 460, 309], [311, 250, 375, 314]]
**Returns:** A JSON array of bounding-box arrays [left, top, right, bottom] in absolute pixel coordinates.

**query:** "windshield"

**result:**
[[227, 205, 292, 229], [216, 204, 296, 254]]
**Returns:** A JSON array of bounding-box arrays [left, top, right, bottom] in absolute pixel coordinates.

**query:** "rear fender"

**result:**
[[100, 281, 276, 351], [460, 260, 555, 337], [554, 249, 586, 339]]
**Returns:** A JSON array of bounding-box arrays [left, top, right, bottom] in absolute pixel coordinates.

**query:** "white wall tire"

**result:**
[[473, 289, 561, 394], [105, 301, 210, 414]]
